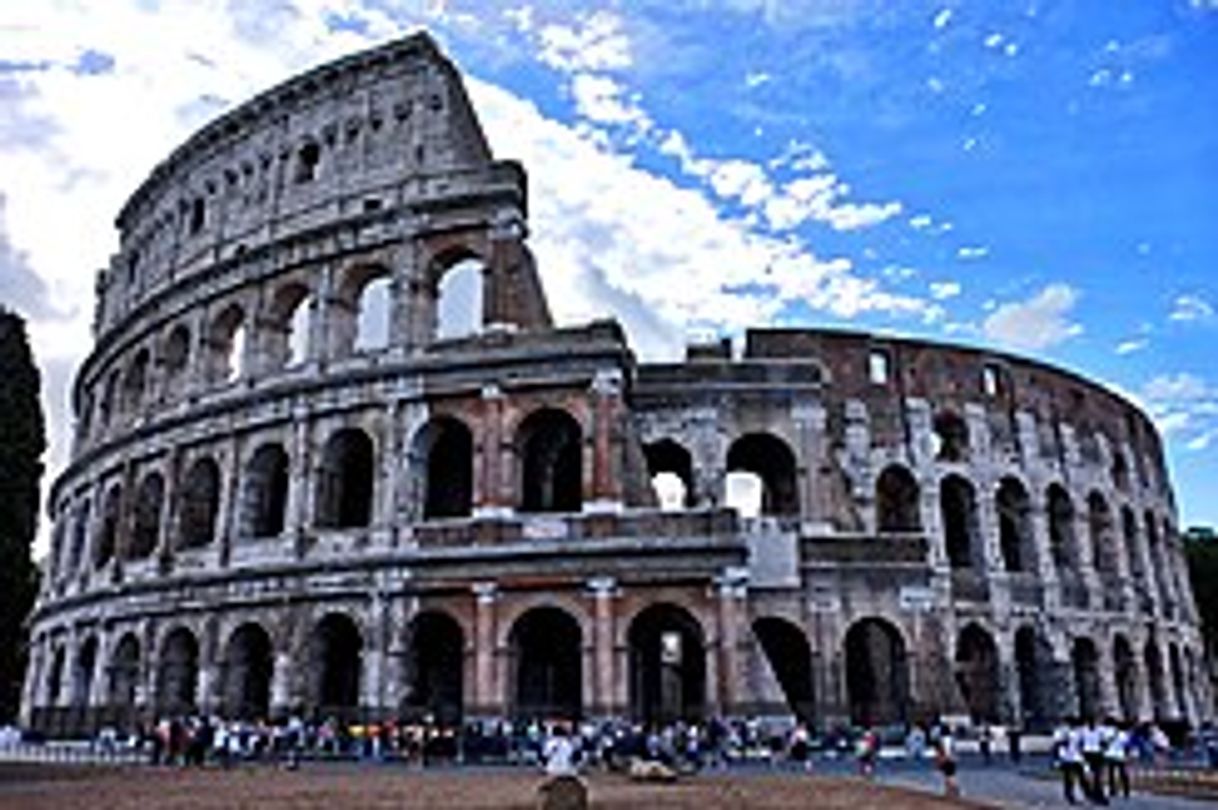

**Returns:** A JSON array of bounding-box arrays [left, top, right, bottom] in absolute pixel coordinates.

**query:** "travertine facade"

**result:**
[[23, 34, 1212, 737]]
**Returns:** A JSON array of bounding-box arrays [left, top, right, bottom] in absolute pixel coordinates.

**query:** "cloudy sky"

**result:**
[[2, 0, 1217, 550]]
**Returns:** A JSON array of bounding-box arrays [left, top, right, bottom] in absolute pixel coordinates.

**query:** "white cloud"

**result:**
[[932, 8, 953, 29], [569, 73, 651, 128], [984, 32, 1004, 49], [536, 10, 631, 74], [908, 213, 932, 229], [929, 281, 961, 300], [981, 283, 1083, 350], [745, 71, 770, 88], [1169, 294, 1214, 322], [956, 245, 989, 259], [1115, 338, 1148, 355], [1141, 372, 1218, 451]]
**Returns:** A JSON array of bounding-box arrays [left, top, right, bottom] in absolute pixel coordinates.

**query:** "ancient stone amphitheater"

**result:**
[[22, 33, 1212, 738]]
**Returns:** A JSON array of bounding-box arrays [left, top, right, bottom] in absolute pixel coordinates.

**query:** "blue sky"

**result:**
[[1, 1, 1216, 546]]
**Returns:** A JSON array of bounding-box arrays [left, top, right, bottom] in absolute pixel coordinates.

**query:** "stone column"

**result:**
[[587, 577, 618, 718], [471, 582, 499, 719], [715, 567, 748, 718], [587, 370, 624, 510], [792, 404, 829, 531], [474, 384, 509, 516], [288, 404, 312, 554]]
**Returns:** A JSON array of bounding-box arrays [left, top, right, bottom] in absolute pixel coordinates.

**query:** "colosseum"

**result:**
[[21, 33, 1213, 739]]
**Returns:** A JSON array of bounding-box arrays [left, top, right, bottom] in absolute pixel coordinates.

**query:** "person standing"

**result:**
[[934, 727, 959, 798], [1104, 720, 1131, 800], [1056, 719, 1087, 805], [1081, 718, 1108, 805]]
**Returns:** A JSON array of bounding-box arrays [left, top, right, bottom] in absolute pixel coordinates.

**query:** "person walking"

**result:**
[[1055, 719, 1087, 805], [934, 727, 959, 798], [1081, 718, 1109, 805], [1104, 720, 1132, 800]]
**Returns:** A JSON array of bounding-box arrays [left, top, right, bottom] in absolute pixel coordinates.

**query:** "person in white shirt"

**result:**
[[1081, 718, 1108, 804], [542, 724, 579, 776], [1055, 719, 1087, 805], [1104, 719, 1131, 799]]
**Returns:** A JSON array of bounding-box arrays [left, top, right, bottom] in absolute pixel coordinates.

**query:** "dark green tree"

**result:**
[[0, 306, 45, 722], [1184, 527, 1218, 662]]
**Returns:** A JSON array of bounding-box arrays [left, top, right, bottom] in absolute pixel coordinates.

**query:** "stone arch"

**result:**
[[844, 617, 910, 726], [1087, 491, 1116, 574], [1112, 634, 1138, 721], [1144, 639, 1167, 720], [1168, 643, 1186, 719], [72, 636, 99, 706], [1111, 449, 1130, 492], [46, 645, 65, 706], [242, 443, 290, 539], [434, 249, 486, 341], [1046, 484, 1079, 572], [129, 471, 164, 560], [1015, 625, 1055, 730], [69, 499, 91, 574], [162, 323, 191, 387], [932, 410, 969, 462], [517, 407, 583, 513], [336, 263, 392, 354], [643, 438, 695, 509], [122, 348, 150, 411], [509, 606, 582, 721], [876, 463, 920, 532], [1072, 637, 1102, 721], [108, 633, 141, 710], [156, 627, 199, 715], [1121, 506, 1144, 580], [940, 474, 980, 569], [222, 622, 274, 721], [98, 370, 119, 427], [401, 611, 465, 726], [628, 602, 707, 725], [996, 477, 1034, 573], [207, 302, 246, 383], [726, 432, 799, 517], [414, 416, 474, 519], [316, 427, 375, 529], [955, 623, 1001, 723], [94, 484, 121, 569], [264, 281, 311, 369], [752, 616, 815, 724], [178, 456, 221, 549], [310, 612, 363, 715]]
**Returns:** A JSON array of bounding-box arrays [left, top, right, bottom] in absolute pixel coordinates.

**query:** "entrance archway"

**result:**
[[311, 613, 362, 715], [844, 618, 909, 726], [1072, 638, 1101, 721], [402, 612, 465, 726], [510, 607, 582, 720], [156, 628, 199, 715], [223, 623, 273, 720], [1113, 635, 1138, 721], [629, 604, 706, 725], [752, 617, 815, 724], [1015, 626, 1054, 730], [955, 624, 1001, 723]]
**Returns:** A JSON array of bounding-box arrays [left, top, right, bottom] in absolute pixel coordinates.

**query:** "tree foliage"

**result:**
[[1184, 527, 1218, 664], [0, 306, 45, 722]]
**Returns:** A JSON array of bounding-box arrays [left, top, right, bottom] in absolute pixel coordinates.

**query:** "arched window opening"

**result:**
[[72, 636, 98, 706], [932, 411, 969, 462], [243, 444, 289, 538], [157, 628, 199, 715], [996, 478, 1033, 573], [179, 457, 221, 549], [510, 607, 582, 721], [753, 617, 815, 724], [99, 372, 119, 427], [940, 474, 979, 568], [354, 276, 392, 353], [129, 472, 164, 560], [643, 439, 695, 509], [209, 305, 246, 383], [311, 614, 362, 714], [1046, 484, 1078, 572], [1145, 511, 1170, 607], [955, 624, 1000, 723], [844, 618, 909, 727], [1015, 626, 1054, 731], [876, 464, 921, 532], [163, 324, 191, 384], [70, 500, 91, 574], [1122, 507, 1144, 580], [1168, 644, 1186, 719], [316, 429, 374, 529], [726, 433, 799, 517], [1111, 450, 1130, 492], [1112, 635, 1138, 722], [436, 258, 484, 340], [417, 417, 473, 519], [1072, 638, 1101, 721], [629, 604, 706, 725], [47, 647, 65, 706], [109, 634, 141, 710], [1145, 640, 1167, 720], [287, 295, 311, 366], [223, 624, 273, 721], [295, 141, 321, 183], [1087, 492, 1116, 574], [518, 408, 582, 513], [402, 612, 464, 726], [123, 349, 149, 412], [95, 485, 121, 569], [264, 283, 311, 371], [189, 197, 206, 235]]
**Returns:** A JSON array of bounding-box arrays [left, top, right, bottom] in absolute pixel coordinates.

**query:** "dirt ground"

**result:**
[[0, 764, 986, 809]]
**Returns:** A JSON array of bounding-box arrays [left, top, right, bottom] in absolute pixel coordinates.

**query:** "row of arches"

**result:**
[[86, 255, 486, 441], [56, 408, 586, 577]]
